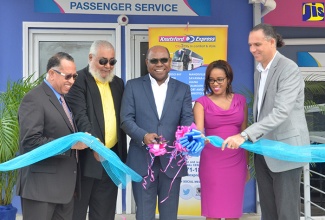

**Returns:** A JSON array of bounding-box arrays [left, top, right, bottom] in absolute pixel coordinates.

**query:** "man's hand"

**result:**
[[221, 134, 245, 151], [71, 142, 88, 150], [93, 151, 101, 162], [143, 133, 159, 146]]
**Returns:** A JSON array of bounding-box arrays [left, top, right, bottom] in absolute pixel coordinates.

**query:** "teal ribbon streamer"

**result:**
[[208, 136, 325, 162], [0, 132, 142, 188]]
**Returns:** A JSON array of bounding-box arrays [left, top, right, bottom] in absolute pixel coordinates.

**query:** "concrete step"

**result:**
[[16, 213, 261, 220]]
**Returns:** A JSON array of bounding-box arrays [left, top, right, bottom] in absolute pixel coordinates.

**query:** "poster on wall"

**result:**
[[149, 26, 228, 101], [149, 26, 227, 216], [34, 0, 211, 16]]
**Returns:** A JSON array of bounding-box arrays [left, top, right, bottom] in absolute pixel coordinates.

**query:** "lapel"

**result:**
[[42, 82, 74, 132], [84, 68, 105, 137], [259, 52, 280, 112], [109, 76, 120, 139], [143, 74, 159, 119], [109, 76, 119, 114], [254, 52, 281, 121], [253, 70, 260, 121], [160, 78, 175, 120]]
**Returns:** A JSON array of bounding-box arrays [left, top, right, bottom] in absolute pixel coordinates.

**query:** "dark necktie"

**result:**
[[60, 95, 75, 132]]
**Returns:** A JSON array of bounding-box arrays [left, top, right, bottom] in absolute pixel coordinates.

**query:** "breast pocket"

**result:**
[[30, 160, 57, 174]]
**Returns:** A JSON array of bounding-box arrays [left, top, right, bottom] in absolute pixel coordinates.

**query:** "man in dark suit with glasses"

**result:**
[[17, 52, 88, 220], [66, 40, 127, 220]]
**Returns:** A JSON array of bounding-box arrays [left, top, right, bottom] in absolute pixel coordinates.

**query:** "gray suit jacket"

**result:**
[[245, 52, 309, 172], [120, 74, 194, 178], [17, 82, 78, 204]]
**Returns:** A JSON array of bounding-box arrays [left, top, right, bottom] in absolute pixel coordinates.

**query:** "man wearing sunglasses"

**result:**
[[66, 40, 127, 220], [121, 45, 194, 220], [17, 52, 88, 220]]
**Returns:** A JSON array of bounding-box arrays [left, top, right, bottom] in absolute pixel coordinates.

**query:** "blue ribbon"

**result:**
[[208, 136, 325, 163], [179, 129, 205, 157], [177, 127, 325, 162], [0, 132, 142, 188]]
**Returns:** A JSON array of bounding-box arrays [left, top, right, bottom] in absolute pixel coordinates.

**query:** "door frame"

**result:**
[[22, 22, 121, 80]]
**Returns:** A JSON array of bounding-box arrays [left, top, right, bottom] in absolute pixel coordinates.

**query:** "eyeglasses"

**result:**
[[52, 69, 78, 80], [148, 58, 169, 64], [99, 57, 117, 66], [208, 78, 226, 84]]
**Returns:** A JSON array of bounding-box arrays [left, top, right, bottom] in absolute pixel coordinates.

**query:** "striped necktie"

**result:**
[[60, 95, 75, 132], [60, 95, 78, 161]]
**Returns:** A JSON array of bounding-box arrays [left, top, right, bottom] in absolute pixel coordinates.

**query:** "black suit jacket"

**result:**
[[66, 66, 127, 179], [17, 82, 78, 204]]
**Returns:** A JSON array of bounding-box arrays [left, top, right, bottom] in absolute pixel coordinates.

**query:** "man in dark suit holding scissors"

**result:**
[[121, 45, 193, 220]]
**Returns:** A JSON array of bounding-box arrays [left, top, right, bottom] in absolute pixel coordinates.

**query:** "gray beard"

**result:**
[[89, 65, 115, 83]]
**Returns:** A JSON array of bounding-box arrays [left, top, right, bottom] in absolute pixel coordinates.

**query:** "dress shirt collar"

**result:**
[[44, 79, 61, 103], [148, 73, 169, 119], [256, 51, 278, 72], [148, 73, 170, 86]]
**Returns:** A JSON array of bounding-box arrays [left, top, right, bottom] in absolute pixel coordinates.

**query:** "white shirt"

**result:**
[[256, 51, 278, 119], [149, 74, 169, 119]]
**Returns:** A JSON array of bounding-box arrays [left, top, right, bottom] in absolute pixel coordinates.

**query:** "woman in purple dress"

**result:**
[[193, 60, 248, 220]]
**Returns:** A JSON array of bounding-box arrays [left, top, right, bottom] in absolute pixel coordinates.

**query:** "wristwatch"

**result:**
[[240, 131, 248, 141], [142, 133, 149, 146]]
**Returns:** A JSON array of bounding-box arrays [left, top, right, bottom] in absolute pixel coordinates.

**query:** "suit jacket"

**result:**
[[66, 66, 127, 179], [17, 82, 77, 204], [245, 52, 309, 172], [120, 74, 194, 178]]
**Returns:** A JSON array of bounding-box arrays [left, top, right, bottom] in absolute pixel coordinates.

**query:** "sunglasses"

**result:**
[[99, 57, 117, 66], [52, 69, 78, 80], [148, 58, 169, 64]]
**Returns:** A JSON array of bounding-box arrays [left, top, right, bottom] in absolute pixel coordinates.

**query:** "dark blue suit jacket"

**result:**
[[120, 74, 194, 178]]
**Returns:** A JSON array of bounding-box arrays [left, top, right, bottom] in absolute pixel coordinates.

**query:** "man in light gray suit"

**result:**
[[222, 24, 309, 220], [120, 45, 193, 220]]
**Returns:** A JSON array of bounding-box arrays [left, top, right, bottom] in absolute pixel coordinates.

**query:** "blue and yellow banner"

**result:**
[[149, 26, 228, 101], [149, 26, 227, 216]]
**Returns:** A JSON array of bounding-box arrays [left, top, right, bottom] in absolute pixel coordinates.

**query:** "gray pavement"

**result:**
[[16, 213, 261, 220]]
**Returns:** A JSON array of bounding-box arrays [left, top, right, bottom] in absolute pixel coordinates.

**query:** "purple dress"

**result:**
[[196, 94, 247, 218]]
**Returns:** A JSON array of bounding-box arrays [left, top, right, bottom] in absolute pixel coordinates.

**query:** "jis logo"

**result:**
[[302, 2, 324, 21]]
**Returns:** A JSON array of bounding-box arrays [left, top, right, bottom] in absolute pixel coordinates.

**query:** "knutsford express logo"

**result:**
[[302, 2, 324, 21], [159, 35, 216, 43]]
